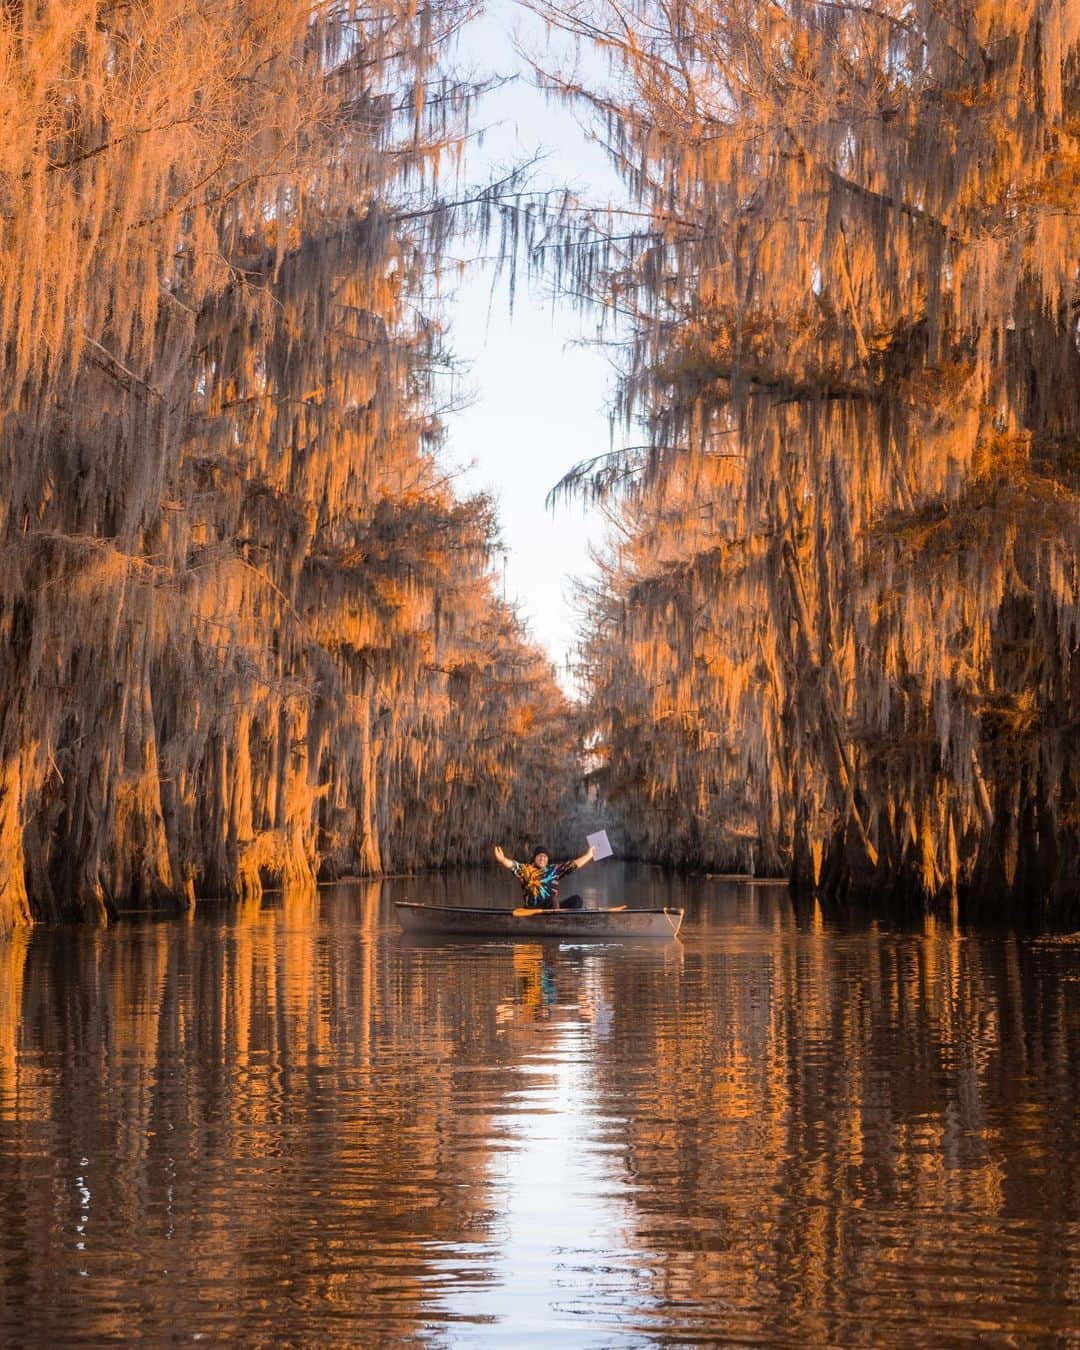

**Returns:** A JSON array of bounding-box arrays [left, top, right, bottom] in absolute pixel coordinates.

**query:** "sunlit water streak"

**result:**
[[0, 864, 1078, 1345]]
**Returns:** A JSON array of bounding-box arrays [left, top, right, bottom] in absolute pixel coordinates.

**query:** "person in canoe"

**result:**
[[493, 843, 595, 909]]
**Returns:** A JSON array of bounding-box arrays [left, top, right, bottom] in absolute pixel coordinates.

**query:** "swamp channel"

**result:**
[[1, 864, 1078, 1345]]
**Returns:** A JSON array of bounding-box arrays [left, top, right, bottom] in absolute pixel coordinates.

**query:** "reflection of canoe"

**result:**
[[394, 902, 683, 940]]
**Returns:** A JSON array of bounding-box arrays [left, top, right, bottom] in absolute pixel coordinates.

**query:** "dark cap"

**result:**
[[531, 846, 549, 861]]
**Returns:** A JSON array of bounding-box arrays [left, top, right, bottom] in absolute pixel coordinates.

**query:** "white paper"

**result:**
[[586, 829, 613, 861]]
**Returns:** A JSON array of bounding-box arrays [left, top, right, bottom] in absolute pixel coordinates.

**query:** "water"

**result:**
[[1, 864, 1078, 1345]]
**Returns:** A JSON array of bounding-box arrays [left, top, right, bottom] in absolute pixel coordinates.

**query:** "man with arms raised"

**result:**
[[493, 843, 595, 910]]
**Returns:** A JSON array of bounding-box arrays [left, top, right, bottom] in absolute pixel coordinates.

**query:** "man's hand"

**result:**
[[493, 844, 507, 865]]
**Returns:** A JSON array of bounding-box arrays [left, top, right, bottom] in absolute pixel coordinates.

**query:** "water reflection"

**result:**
[[0, 868, 1077, 1344]]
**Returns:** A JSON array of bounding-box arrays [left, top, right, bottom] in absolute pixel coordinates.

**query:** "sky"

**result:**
[[439, 3, 624, 691]]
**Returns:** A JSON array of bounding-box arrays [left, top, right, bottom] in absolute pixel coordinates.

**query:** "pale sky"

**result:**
[[441, 3, 623, 691]]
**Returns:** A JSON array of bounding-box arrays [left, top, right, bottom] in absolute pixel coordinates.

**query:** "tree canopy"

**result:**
[[0, 0, 577, 929], [537, 0, 1080, 909]]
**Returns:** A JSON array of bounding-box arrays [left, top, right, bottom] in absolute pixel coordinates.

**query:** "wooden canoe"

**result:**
[[395, 901, 683, 940]]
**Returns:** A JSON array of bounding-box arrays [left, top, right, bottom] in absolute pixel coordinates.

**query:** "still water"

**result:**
[[1, 864, 1078, 1345]]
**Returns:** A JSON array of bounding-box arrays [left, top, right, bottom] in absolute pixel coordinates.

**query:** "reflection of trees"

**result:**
[[0, 931, 28, 1117], [0, 886, 570, 1341], [1, 888, 1078, 1341], [588, 908, 1080, 1341]]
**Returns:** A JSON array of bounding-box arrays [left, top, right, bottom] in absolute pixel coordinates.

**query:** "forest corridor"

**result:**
[[1, 0, 1079, 931]]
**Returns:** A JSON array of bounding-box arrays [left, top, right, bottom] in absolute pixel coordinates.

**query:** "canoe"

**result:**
[[395, 901, 683, 940]]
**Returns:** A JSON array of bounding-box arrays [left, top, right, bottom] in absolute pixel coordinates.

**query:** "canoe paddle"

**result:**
[[512, 905, 627, 917]]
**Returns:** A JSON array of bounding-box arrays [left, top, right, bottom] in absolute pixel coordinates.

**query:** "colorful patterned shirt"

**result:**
[[509, 858, 579, 908]]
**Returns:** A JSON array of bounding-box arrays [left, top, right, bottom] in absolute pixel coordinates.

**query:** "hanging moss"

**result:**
[[535, 0, 1080, 911], [0, 1, 577, 930]]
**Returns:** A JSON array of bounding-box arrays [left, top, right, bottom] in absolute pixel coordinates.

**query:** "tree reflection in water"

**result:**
[[0, 868, 1077, 1344]]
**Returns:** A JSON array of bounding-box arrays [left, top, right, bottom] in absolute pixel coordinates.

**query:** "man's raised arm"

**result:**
[[493, 845, 516, 870], [571, 845, 596, 870]]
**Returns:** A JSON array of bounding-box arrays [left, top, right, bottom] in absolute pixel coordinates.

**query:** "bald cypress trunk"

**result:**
[[0, 758, 32, 935]]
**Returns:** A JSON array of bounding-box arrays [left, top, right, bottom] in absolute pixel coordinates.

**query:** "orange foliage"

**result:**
[[0, 0, 576, 929], [540, 0, 1080, 907]]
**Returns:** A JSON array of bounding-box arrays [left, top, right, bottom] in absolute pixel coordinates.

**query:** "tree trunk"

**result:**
[[357, 666, 382, 875], [0, 756, 32, 933]]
